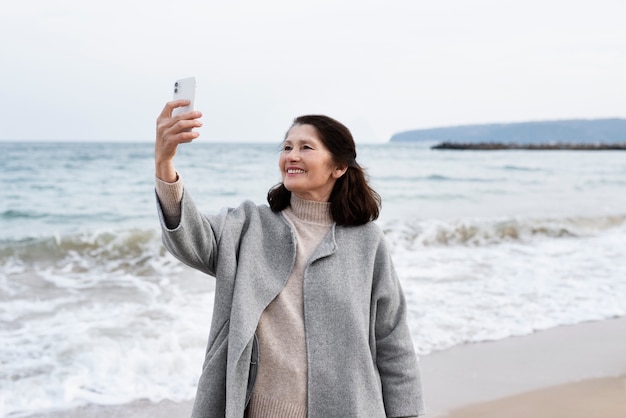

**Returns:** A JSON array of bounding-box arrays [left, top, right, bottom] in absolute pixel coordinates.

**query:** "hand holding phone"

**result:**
[[171, 77, 196, 117]]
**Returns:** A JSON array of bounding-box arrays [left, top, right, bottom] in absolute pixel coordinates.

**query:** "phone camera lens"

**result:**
[[174, 88, 178, 93], [175, 82, 179, 87]]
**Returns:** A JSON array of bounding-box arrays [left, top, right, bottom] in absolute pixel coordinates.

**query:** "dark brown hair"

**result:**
[[267, 115, 381, 226]]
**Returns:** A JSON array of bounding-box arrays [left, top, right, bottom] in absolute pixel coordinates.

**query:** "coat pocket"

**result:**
[[245, 333, 259, 406], [193, 320, 230, 415], [203, 319, 230, 369]]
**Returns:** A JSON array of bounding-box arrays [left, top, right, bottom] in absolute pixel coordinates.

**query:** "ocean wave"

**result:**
[[374, 174, 504, 183], [381, 213, 626, 248], [2, 214, 625, 270], [0, 209, 48, 220], [500, 164, 547, 172], [422, 174, 503, 183], [0, 227, 213, 416], [0, 260, 212, 418], [0, 209, 140, 225], [0, 229, 169, 278]]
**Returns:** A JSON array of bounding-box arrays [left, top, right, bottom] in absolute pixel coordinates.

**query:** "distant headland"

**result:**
[[389, 118, 626, 150]]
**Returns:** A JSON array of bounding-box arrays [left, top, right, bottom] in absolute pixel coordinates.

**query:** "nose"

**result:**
[[287, 148, 301, 161]]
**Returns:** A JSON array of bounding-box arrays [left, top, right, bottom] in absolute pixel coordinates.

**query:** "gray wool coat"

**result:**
[[157, 190, 425, 418]]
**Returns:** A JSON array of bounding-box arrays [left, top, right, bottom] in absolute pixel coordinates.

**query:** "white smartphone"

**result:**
[[171, 77, 196, 117]]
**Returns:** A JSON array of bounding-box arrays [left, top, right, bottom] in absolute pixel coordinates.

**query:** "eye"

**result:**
[[282, 144, 293, 151]]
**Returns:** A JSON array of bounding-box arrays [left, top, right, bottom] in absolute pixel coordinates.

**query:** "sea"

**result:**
[[1, 140, 625, 417]]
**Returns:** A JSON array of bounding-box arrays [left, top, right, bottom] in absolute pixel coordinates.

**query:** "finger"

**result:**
[[175, 109, 203, 120], [167, 110, 203, 129], [158, 118, 202, 137], [179, 118, 203, 130], [172, 130, 200, 144], [158, 100, 191, 119], [157, 111, 203, 139]]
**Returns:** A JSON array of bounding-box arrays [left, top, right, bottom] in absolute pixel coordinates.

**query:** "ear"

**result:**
[[332, 164, 348, 179]]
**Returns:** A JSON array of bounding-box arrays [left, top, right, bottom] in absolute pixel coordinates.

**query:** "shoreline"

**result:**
[[16, 316, 626, 418]]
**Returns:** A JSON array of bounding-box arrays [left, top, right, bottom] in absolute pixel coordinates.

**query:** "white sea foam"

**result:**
[[393, 218, 626, 355], [0, 228, 216, 417]]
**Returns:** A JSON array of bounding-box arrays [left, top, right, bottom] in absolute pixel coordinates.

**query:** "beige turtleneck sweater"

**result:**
[[246, 195, 332, 417], [155, 176, 332, 417]]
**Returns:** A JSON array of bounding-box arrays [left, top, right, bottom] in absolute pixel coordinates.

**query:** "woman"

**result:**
[[154, 99, 424, 418]]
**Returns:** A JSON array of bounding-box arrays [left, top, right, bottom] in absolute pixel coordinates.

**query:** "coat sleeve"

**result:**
[[156, 188, 225, 277], [371, 233, 426, 417]]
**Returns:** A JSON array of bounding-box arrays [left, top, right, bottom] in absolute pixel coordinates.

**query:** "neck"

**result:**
[[289, 194, 333, 225]]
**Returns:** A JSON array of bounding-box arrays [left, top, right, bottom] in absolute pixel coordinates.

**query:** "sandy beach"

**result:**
[[440, 375, 626, 418], [421, 316, 626, 417], [22, 316, 626, 418]]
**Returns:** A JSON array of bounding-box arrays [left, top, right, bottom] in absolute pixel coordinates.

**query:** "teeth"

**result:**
[[287, 169, 305, 174]]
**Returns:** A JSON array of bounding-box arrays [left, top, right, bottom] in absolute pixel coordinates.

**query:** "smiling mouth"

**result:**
[[287, 169, 306, 174]]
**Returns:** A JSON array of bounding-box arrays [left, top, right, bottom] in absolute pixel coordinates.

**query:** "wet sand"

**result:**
[[439, 375, 626, 418]]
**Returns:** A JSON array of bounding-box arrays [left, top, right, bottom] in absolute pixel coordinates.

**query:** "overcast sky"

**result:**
[[1, 0, 625, 143]]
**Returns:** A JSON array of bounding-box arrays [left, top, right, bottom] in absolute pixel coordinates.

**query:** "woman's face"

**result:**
[[279, 124, 347, 202]]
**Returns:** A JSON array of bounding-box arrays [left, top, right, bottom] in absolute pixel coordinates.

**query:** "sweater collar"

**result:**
[[289, 194, 333, 225]]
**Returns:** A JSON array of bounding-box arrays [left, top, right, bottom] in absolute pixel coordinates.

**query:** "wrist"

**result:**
[[155, 160, 177, 183]]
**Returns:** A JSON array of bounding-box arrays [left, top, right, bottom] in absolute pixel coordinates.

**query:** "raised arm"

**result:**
[[155, 100, 203, 182], [154, 101, 220, 275]]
